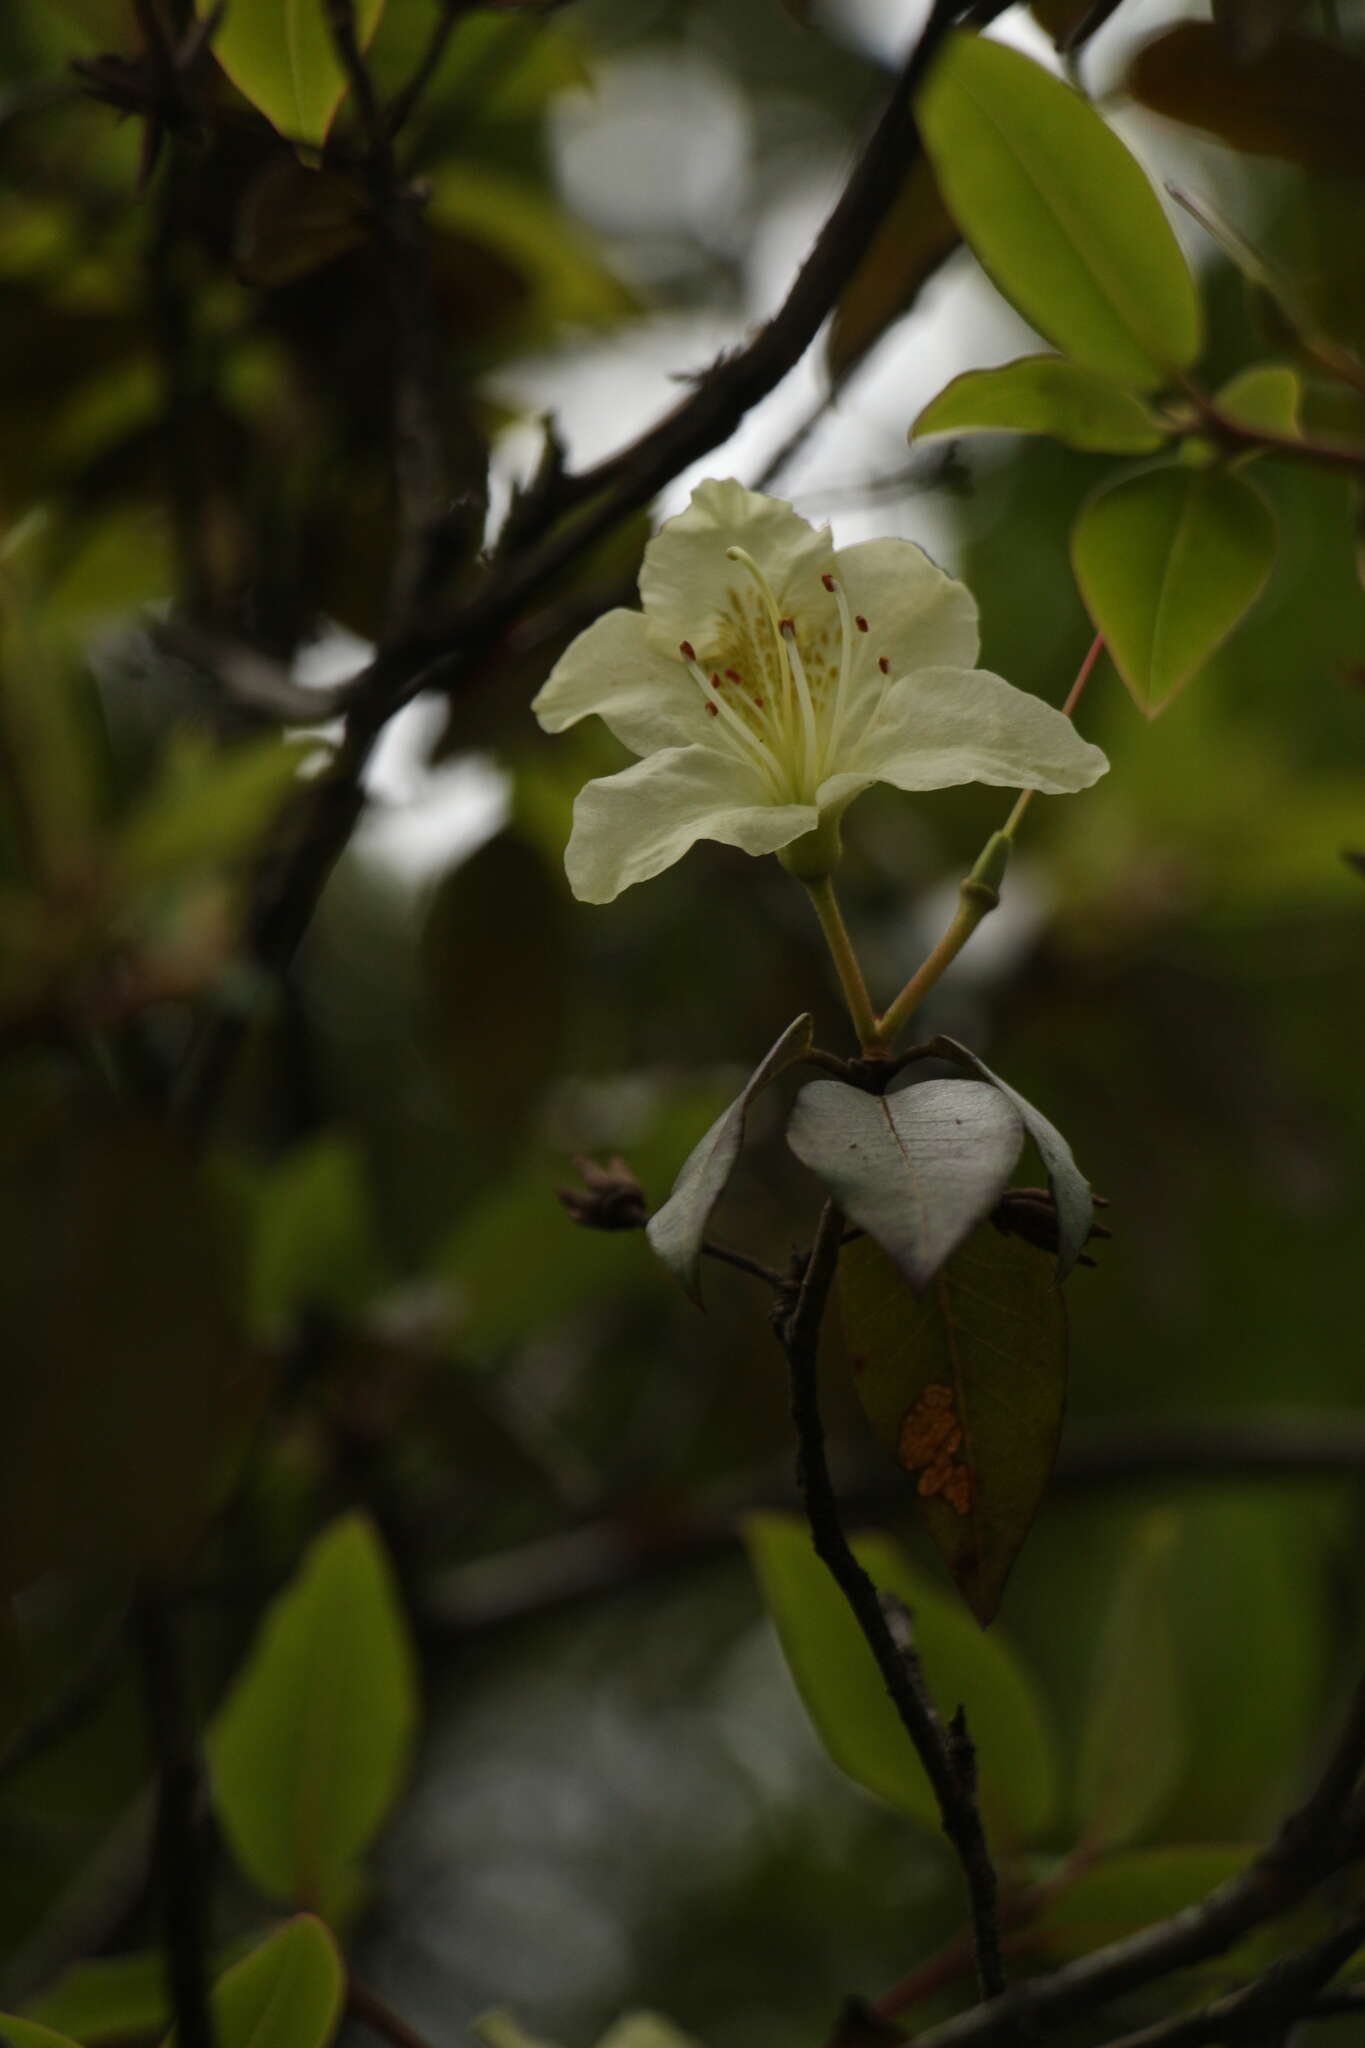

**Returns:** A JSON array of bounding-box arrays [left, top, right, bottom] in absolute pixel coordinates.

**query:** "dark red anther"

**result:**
[[821, 573, 836, 592], [779, 617, 795, 635], [679, 640, 696, 660], [725, 668, 742, 683], [855, 615, 869, 633], [878, 655, 890, 674], [706, 701, 718, 716]]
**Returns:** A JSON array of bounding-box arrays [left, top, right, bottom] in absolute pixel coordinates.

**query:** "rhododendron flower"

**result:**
[[532, 480, 1107, 903]]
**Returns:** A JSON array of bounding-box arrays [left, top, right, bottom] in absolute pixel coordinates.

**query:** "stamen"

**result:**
[[677, 640, 785, 793], [780, 618, 820, 791], [879, 655, 890, 674], [855, 615, 869, 633]]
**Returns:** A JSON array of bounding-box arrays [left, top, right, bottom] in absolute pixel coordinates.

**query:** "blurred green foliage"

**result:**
[[0, 1, 1364, 2045]]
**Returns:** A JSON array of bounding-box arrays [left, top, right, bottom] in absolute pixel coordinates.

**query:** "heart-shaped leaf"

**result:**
[[912, 357, 1166, 455], [646, 1014, 813, 1303], [1071, 464, 1277, 715], [931, 1037, 1093, 1278], [841, 1229, 1068, 1622], [786, 1077, 1023, 1293], [916, 33, 1201, 391]]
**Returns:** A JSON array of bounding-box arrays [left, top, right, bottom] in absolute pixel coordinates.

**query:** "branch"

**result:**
[[347, 1976, 442, 2048], [904, 1667, 1365, 2048], [781, 1202, 1007, 2002], [1094, 1908, 1365, 2048], [130, 1584, 216, 2048]]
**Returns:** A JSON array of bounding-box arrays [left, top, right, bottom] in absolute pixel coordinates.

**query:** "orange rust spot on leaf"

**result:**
[[898, 1383, 973, 1517]]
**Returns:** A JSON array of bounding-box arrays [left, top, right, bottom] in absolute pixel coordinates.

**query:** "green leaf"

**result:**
[[595, 2020, 701, 2048], [646, 1014, 813, 1303], [22, 1952, 176, 2044], [744, 1511, 1057, 1841], [165, 1918, 344, 2048], [472, 2019, 561, 2048], [1076, 1512, 1186, 1847], [198, 0, 388, 147], [1129, 23, 1365, 180], [118, 731, 307, 884], [1035, 1845, 1250, 1960], [27, 1945, 254, 2044], [1071, 465, 1277, 716], [912, 357, 1166, 455], [1215, 363, 1301, 441], [916, 33, 1200, 390], [931, 1037, 1094, 1278], [0, 2020, 83, 2048], [828, 158, 959, 384], [841, 1229, 1068, 1624], [208, 1513, 418, 1914], [786, 1077, 1023, 1294]]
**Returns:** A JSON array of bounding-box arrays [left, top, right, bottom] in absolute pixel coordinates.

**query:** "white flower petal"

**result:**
[[639, 479, 835, 658], [818, 666, 1108, 804], [564, 744, 819, 904], [531, 609, 710, 757], [831, 538, 980, 688]]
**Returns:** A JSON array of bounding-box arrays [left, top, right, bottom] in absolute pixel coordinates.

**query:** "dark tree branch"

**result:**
[[130, 1585, 215, 2048], [904, 1668, 1365, 2048], [384, 0, 474, 141], [176, 0, 1002, 1134], [1095, 1909, 1365, 2048], [781, 1201, 1007, 2003]]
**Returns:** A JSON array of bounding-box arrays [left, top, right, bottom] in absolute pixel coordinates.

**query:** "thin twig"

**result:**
[[384, 0, 473, 140], [130, 1585, 216, 2048], [1094, 1908, 1365, 2048], [904, 1669, 1365, 2047], [781, 1201, 1007, 2002], [176, 0, 1004, 1134], [701, 1238, 788, 1289]]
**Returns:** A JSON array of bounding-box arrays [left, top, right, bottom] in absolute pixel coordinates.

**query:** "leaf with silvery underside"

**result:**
[[786, 1076, 1023, 1294], [646, 1013, 813, 1304], [912, 358, 1167, 457], [929, 1036, 1093, 1279], [841, 1229, 1068, 1623]]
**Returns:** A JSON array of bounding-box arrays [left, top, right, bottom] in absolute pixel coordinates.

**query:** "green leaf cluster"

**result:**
[[907, 31, 1360, 715]]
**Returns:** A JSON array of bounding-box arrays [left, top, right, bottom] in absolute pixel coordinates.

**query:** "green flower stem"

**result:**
[[876, 631, 1105, 1048], [874, 834, 1010, 1048], [803, 874, 881, 1051]]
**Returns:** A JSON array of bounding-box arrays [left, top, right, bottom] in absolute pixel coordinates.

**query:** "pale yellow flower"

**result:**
[[533, 479, 1107, 902]]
